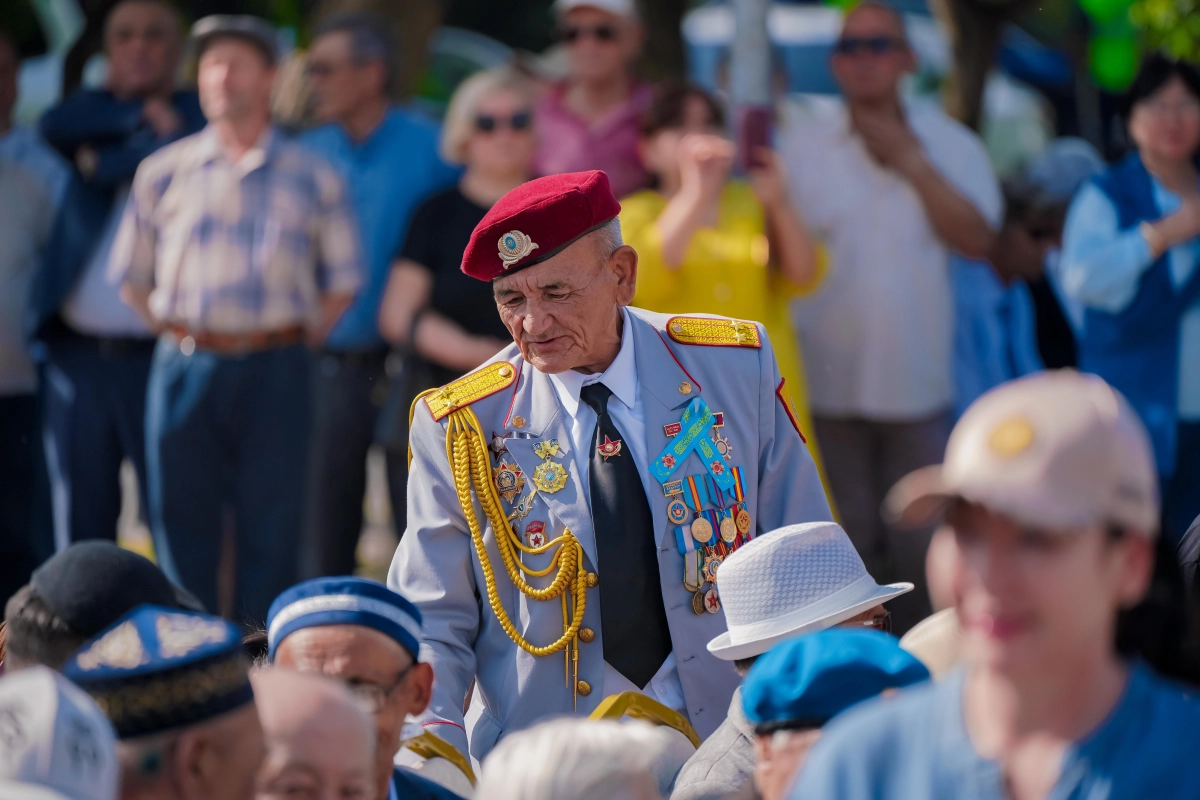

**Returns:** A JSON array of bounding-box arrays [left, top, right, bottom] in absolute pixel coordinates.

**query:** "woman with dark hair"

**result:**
[[621, 84, 830, 477], [1060, 54, 1200, 544]]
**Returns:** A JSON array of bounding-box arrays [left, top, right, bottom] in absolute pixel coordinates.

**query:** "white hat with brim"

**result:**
[[884, 371, 1160, 536], [705, 521, 912, 662]]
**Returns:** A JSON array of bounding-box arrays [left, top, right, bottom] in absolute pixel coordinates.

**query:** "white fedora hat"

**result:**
[[707, 521, 913, 661]]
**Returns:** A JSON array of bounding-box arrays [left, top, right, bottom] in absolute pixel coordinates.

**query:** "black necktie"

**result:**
[[579, 382, 672, 689]]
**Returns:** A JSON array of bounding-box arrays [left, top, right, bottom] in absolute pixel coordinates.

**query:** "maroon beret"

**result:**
[[461, 170, 622, 282]]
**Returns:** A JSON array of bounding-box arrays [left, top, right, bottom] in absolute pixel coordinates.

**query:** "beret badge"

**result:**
[[498, 230, 539, 269]]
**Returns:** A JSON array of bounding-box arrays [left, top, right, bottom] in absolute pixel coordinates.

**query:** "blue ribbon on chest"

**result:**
[[649, 398, 735, 491]]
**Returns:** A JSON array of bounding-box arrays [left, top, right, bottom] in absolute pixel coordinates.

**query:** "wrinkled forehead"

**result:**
[[276, 623, 411, 668], [840, 3, 907, 40], [492, 232, 606, 297]]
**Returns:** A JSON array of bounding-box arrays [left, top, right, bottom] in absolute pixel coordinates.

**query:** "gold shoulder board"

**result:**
[[666, 316, 762, 348], [425, 361, 518, 422]]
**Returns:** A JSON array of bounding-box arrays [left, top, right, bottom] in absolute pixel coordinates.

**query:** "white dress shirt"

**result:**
[[780, 99, 1003, 419], [547, 307, 687, 713]]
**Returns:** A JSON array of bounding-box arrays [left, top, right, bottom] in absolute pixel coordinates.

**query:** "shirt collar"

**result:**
[[548, 307, 638, 418], [193, 124, 278, 171]]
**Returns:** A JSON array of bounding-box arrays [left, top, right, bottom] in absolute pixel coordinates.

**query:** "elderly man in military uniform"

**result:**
[[389, 170, 832, 761]]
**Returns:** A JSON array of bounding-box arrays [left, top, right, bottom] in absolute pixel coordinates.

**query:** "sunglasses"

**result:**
[[560, 24, 619, 44], [858, 609, 892, 635], [475, 111, 533, 133], [834, 36, 904, 56]]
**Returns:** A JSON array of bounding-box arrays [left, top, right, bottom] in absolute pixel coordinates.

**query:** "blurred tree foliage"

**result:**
[[1129, 0, 1200, 58]]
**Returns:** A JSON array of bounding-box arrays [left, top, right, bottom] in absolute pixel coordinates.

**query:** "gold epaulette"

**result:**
[[666, 315, 762, 348], [424, 361, 518, 422]]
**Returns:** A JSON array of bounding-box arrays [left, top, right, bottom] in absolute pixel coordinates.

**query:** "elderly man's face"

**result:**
[[198, 37, 275, 124], [830, 5, 914, 105], [274, 626, 433, 800], [493, 230, 638, 375], [104, 0, 181, 98]]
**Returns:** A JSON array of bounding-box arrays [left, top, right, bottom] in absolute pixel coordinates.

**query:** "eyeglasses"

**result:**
[[305, 60, 350, 79], [859, 609, 892, 634], [560, 24, 620, 44], [342, 663, 415, 715], [833, 36, 904, 56], [475, 111, 533, 133]]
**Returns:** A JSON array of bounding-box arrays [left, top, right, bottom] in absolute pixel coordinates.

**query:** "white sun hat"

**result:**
[[707, 521, 913, 661], [0, 666, 119, 800], [554, 0, 639, 19]]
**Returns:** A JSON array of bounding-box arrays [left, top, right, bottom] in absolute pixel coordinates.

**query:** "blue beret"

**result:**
[[266, 577, 423, 661], [741, 628, 929, 730], [62, 605, 251, 740]]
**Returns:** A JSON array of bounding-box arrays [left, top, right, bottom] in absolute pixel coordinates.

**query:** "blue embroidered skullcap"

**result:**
[[266, 577, 423, 661], [61, 605, 252, 740], [741, 628, 929, 731]]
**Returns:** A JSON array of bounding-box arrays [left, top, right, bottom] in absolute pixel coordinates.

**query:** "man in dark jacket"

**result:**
[[31, 0, 204, 548]]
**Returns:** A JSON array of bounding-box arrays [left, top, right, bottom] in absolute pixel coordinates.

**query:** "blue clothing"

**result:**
[[0, 125, 70, 209], [791, 663, 1200, 800], [300, 109, 460, 350], [952, 256, 1044, 418], [389, 766, 466, 800], [1060, 156, 1200, 449], [144, 340, 311, 622]]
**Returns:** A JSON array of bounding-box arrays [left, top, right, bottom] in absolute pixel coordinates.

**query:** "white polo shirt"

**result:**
[[779, 99, 1003, 420]]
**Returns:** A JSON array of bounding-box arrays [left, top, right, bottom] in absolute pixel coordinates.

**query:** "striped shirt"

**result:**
[[110, 125, 363, 334]]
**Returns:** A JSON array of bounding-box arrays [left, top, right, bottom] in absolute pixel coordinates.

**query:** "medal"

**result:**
[[712, 430, 732, 460], [736, 508, 752, 535], [494, 461, 525, 503], [690, 516, 713, 544], [650, 399, 717, 484], [692, 590, 706, 615], [704, 588, 721, 614], [533, 439, 561, 460], [664, 422, 682, 437], [720, 515, 738, 543], [703, 553, 722, 582], [663, 479, 683, 496], [596, 435, 622, 460], [532, 461, 568, 494], [525, 521, 547, 548], [510, 491, 536, 521], [489, 431, 509, 460], [667, 499, 689, 524]]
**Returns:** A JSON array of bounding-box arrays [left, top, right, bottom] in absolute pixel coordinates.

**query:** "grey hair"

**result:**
[[313, 11, 393, 91], [478, 718, 688, 800], [593, 217, 624, 258], [440, 64, 539, 164]]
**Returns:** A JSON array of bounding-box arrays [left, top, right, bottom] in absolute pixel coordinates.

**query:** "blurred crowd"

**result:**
[[3, 0, 1200, 796]]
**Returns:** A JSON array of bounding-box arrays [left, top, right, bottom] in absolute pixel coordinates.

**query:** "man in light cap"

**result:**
[[0, 665, 119, 800], [266, 577, 466, 800], [390, 169, 831, 762], [791, 371, 1200, 799]]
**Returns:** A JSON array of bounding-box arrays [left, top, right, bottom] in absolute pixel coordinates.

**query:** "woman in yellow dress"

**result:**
[[622, 84, 830, 479]]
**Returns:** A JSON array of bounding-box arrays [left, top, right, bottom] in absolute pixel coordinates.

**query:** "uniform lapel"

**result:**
[[502, 364, 599, 568], [629, 311, 701, 548]]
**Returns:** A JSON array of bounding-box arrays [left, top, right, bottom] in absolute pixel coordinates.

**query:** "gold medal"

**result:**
[[703, 553, 722, 583], [720, 515, 738, 543], [690, 516, 713, 544], [692, 590, 706, 615], [493, 462, 525, 503], [736, 508, 752, 535], [532, 461, 568, 494], [666, 498, 689, 525], [533, 439, 561, 460]]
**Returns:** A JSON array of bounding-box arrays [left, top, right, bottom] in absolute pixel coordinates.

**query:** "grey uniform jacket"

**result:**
[[389, 308, 831, 761], [672, 688, 757, 800]]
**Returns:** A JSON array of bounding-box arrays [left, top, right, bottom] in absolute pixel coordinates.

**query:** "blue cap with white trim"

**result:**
[[266, 577, 423, 661]]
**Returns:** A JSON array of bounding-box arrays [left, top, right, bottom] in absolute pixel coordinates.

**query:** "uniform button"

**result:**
[[512, 415, 526, 429], [497, 364, 513, 378], [678, 381, 692, 395], [586, 572, 598, 588], [579, 627, 595, 643], [671, 322, 684, 334], [577, 680, 592, 696]]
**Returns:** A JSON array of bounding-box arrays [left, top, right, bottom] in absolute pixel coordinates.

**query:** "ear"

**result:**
[[405, 662, 435, 717], [173, 730, 210, 796], [610, 245, 638, 307], [1115, 533, 1155, 608]]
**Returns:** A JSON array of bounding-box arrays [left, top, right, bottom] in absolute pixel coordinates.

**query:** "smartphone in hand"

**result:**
[[738, 105, 773, 171]]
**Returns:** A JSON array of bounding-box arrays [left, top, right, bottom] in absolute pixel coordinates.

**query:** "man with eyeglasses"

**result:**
[[534, 0, 651, 198], [267, 577, 466, 800], [299, 13, 460, 581], [778, 1, 1002, 635], [671, 521, 912, 800]]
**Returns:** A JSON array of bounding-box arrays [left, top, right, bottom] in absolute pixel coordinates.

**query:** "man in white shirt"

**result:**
[[779, 1, 1002, 632]]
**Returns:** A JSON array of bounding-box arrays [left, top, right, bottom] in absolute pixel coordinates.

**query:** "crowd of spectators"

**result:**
[[2, 0, 1200, 796]]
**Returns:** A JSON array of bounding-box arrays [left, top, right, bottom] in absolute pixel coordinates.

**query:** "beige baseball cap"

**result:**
[[885, 371, 1160, 537]]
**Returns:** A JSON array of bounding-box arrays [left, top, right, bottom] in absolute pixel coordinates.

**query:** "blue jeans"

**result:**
[[145, 339, 311, 625]]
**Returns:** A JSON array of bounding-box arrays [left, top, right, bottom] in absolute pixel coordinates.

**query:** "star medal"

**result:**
[[525, 520, 547, 548], [720, 514, 738, 543], [494, 461, 525, 503], [704, 588, 721, 614], [703, 553, 722, 583], [690, 515, 713, 544], [712, 430, 733, 460], [489, 431, 508, 460], [596, 435, 622, 460], [736, 508, 752, 535], [533, 439, 561, 460], [667, 499, 689, 525], [692, 590, 706, 615], [532, 460, 568, 494]]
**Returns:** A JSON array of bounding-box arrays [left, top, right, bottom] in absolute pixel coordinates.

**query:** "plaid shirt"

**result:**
[[110, 126, 363, 333]]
